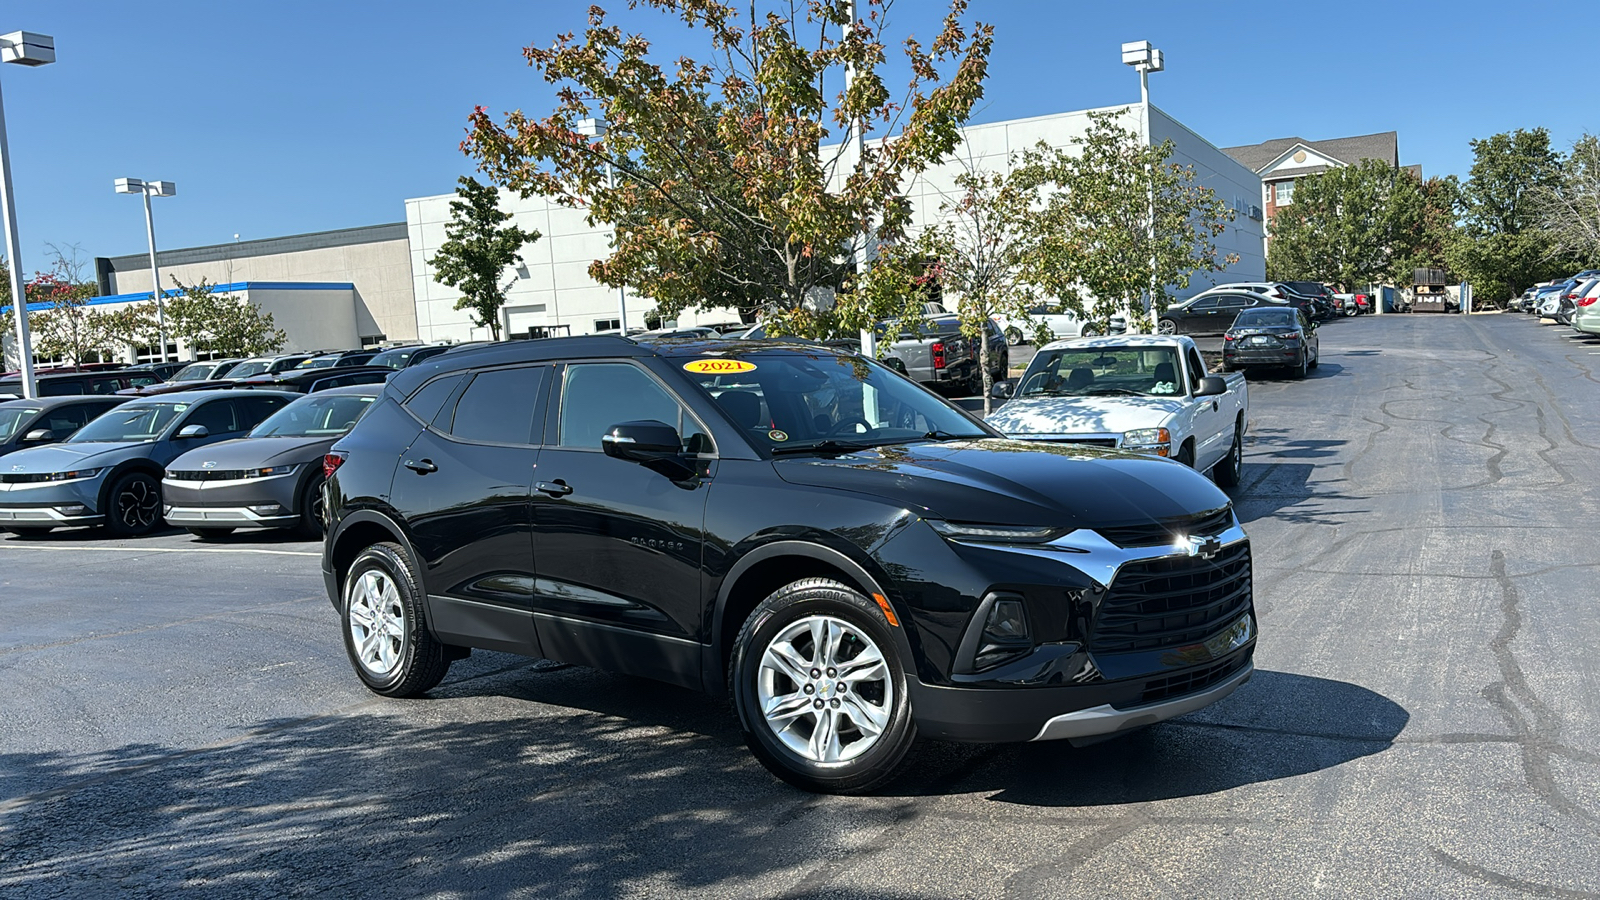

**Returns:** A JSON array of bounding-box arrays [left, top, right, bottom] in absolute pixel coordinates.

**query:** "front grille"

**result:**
[[0, 473, 51, 484], [167, 470, 246, 481], [1140, 654, 1248, 704], [1091, 542, 1252, 653], [1095, 507, 1233, 549]]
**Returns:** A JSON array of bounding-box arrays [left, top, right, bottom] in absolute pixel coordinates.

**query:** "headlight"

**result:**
[[1122, 428, 1171, 457], [48, 468, 101, 481], [245, 465, 297, 478], [928, 521, 1065, 543]]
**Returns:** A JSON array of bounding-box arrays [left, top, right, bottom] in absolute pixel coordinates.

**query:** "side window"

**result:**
[[183, 400, 240, 434], [41, 381, 83, 396], [237, 395, 290, 428], [558, 363, 709, 453], [126, 376, 161, 388], [1189, 298, 1218, 311], [88, 377, 124, 394], [444, 367, 546, 445], [44, 405, 91, 435], [1187, 349, 1207, 392], [403, 374, 465, 426]]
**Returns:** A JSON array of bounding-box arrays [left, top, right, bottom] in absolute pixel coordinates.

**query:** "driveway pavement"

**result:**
[[2, 314, 1597, 898]]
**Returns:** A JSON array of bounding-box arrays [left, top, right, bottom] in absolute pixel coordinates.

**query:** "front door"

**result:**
[[529, 361, 714, 686], [387, 365, 547, 654]]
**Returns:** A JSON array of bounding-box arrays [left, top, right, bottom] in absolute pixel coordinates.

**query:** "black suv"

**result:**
[[322, 336, 1256, 793]]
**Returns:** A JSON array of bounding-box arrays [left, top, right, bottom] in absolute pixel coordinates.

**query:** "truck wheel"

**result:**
[[1175, 441, 1195, 468], [965, 366, 984, 396], [1004, 327, 1023, 346], [1213, 421, 1243, 488], [342, 542, 451, 697], [730, 577, 916, 795]]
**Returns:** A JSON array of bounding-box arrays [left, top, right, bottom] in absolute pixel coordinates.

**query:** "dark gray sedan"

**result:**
[[163, 386, 380, 540], [0, 396, 130, 458]]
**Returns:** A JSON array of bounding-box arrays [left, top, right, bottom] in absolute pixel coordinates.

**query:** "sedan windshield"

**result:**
[[251, 394, 375, 437], [68, 402, 187, 443], [228, 361, 271, 379], [676, 351, 990, 454], [1017, 347, 1183, 398], [369, 348, 414, 369], [0, 406, 41, 442], [171, 364, 216, 382], [296, 357, 338, 369]]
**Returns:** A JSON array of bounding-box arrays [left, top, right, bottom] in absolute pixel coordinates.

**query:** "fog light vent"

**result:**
[[973, 595, 1033, 671]]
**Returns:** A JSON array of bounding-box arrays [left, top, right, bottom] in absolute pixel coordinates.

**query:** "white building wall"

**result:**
[[244, 287, 362, 352], [1148, 105, 1267, 294]]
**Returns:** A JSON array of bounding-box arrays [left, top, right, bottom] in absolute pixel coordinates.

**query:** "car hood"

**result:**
[[985, 395, 1184, 436], [1, 441, 151, 474], [773, 439, 1227, 529], [167, 435, 334, 472]]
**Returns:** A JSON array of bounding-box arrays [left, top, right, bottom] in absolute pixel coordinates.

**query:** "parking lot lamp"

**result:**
[[1121, 41, 1163, 328], [0, 30, 55, 399], [114, 177, 177, 360], [577, 116, 629, 335]]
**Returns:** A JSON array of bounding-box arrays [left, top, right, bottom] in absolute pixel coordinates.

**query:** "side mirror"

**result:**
[[1194, 375, 1228, 398], [176, 424, 210, 439], [21, 428, 54, 443], [601, 420, 681, 461], [989, 380, 1015, 400]]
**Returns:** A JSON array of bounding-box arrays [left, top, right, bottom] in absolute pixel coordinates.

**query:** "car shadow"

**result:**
[[0, 524, 185, 542], [892, 670, 1407, 807], [0, 666, 1404, 895], [1236, 361, 1347, 383]]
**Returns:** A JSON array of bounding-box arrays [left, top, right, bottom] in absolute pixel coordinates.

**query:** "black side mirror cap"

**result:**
[[989, 381, 1015, 400], [602, 420, 682, 461], [1194, 375, 1228, 397], [175, 424, 210, 439], [21, 428, 54, 443]]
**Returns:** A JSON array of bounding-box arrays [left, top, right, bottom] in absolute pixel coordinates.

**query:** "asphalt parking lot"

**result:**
[[3, 313, 1598, 899]]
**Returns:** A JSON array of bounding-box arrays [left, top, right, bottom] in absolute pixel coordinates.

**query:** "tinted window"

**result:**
[[1234, 309, 1298, 327], [41, 380, 84, 396], [228, 360, 272, 379], [237, 395, 291, 428], [1186, 349, 1207, 392], [252, 393, 375, 437], [1213, 295, 1251, 309], [404, 374, 464, 426], [559, 363, 706, 452], [1187, 298, 1219, 311], [446, 367, 546, 445], [41, 404, 93, 436], [182, 400, 241, 434], [126, 376, 161, 388], [70, 402, 186, 442], [0, 406, 41, 442]]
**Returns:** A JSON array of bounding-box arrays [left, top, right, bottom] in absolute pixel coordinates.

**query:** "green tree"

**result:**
[[166, 277, 287, 357], [429, 176, 540, 340], [1266, 159, 1449, 291], [1014, 111, 1238, 333], [1448, 128, 1570, 302], [904, 161, 1038, 411], [462, 0, 993, 339]]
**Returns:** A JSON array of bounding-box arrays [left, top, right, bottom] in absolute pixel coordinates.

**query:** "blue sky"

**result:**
[[3, 0, 1597, 273]]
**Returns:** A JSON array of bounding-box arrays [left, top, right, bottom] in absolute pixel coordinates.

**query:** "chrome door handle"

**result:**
[[404, 459, 437, 474], [536, 480, 573, 497]]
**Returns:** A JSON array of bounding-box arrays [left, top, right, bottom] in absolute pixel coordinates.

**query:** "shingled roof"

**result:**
[[1221, 131, 1400, 174]]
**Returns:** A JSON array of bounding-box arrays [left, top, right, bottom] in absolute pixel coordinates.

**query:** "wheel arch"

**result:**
[[328, 509, 426, 606], [96, 459, 166, 518], [706, 540, 916, 698]]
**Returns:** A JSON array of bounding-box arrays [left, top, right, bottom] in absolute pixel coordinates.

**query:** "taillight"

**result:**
[[1224, 334, 1235, 341], [1581, 297, 1598, 307], [932, 342, 946, 369], [323, 451, 347, 479], [1566, 293, 1580, 300]]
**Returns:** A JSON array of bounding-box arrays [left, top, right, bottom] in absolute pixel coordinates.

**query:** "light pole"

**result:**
[[0, 30, 54, 400], [1122, 41, 1164, 331], [576, 117, 629, 335], [114, 177, 177, 360]]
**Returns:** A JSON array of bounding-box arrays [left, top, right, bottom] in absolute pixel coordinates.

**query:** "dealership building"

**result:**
[[20, 101, 1261, 366]]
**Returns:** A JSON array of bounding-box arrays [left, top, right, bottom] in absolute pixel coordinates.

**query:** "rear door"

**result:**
[[387, 365, 547, 654]]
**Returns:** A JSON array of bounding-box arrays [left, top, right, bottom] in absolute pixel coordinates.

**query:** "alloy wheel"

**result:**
[[756, 614, 893, 764], [1157, 319, 1177, 335], [348, 569, 406, 677], [117, 479, 160, 530]]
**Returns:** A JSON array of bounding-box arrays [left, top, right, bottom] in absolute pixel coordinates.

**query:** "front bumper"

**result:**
[[0, 475, 107, 527], [161, 472, 302, 529]]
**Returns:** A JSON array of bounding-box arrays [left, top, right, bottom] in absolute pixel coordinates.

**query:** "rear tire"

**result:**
[[105, 471, 162, 537], [1004, 327, 1023, 346], [1156, 319, 1177, 335], [730, 577, 916, 795], [1308, 344, 1319, 369], [341, 542, 451, 697], [186, 527, 235, 541], [1292, 353, 1308, 379]]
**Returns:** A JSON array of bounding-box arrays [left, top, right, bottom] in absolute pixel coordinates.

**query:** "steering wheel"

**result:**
[[827, 417, 873, 436]]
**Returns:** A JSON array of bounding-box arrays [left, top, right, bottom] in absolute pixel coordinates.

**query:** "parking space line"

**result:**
[[0, 544, 320, 558]]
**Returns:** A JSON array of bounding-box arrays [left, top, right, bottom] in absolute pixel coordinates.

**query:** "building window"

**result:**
[[134, 343, 178, 363], [593, 318, 621, 333], [361, 334, 387, 348], [1274, 181, 1294, 206]]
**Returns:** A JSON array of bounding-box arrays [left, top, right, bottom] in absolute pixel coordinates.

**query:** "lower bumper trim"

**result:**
[[0, 507, 103, 525], [164, 506, 297, 526], [1029, 661, 1253, 742]]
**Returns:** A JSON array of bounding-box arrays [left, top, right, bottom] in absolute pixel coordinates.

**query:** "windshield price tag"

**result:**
[[684, 359, 757, 374]]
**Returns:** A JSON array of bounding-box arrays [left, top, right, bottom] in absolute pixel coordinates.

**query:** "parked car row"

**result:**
[[1516, 271, 1600, 332]]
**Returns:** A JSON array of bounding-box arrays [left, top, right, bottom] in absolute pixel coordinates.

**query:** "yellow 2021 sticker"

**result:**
[[683, 359, 757, 374]]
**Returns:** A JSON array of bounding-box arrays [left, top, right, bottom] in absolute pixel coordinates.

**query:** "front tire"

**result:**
[[1213, 420, 1243, 488], [1156, 319, 1177, 335], [342, 542, 451, 697], [1175, 441, 1196, 468], [296, 475, 326, 539], [105, 471, 162, 537], [730, 578, 916, 794]]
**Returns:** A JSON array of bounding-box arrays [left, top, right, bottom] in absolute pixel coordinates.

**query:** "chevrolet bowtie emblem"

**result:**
[[1179, 534, 1222, 560]]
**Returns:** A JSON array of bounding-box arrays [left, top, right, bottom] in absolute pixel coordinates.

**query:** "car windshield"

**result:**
[[296, 357, 337, 369], [228, 361, 271, 379], [171, 363, 216, 382], [251, 393, 375, 437], [675, 351, 990, 455], [369, 348, 413, 369], [1017, 347, 1183, 398], [68, 402, 187, 443], [1233, 310, 1300, 328], [0, 406, 41, 442]]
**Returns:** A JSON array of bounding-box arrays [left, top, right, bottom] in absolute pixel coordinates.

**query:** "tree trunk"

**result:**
[[979, 322, 993, 415]]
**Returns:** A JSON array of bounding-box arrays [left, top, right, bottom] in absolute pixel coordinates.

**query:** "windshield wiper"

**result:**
[[1084, 388, 1149, 396], [769, 439, 876, 457], [922, 429, 978, 442]]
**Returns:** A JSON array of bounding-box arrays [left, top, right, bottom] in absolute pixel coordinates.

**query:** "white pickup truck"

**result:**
[[985, 335, 1247, 486]]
